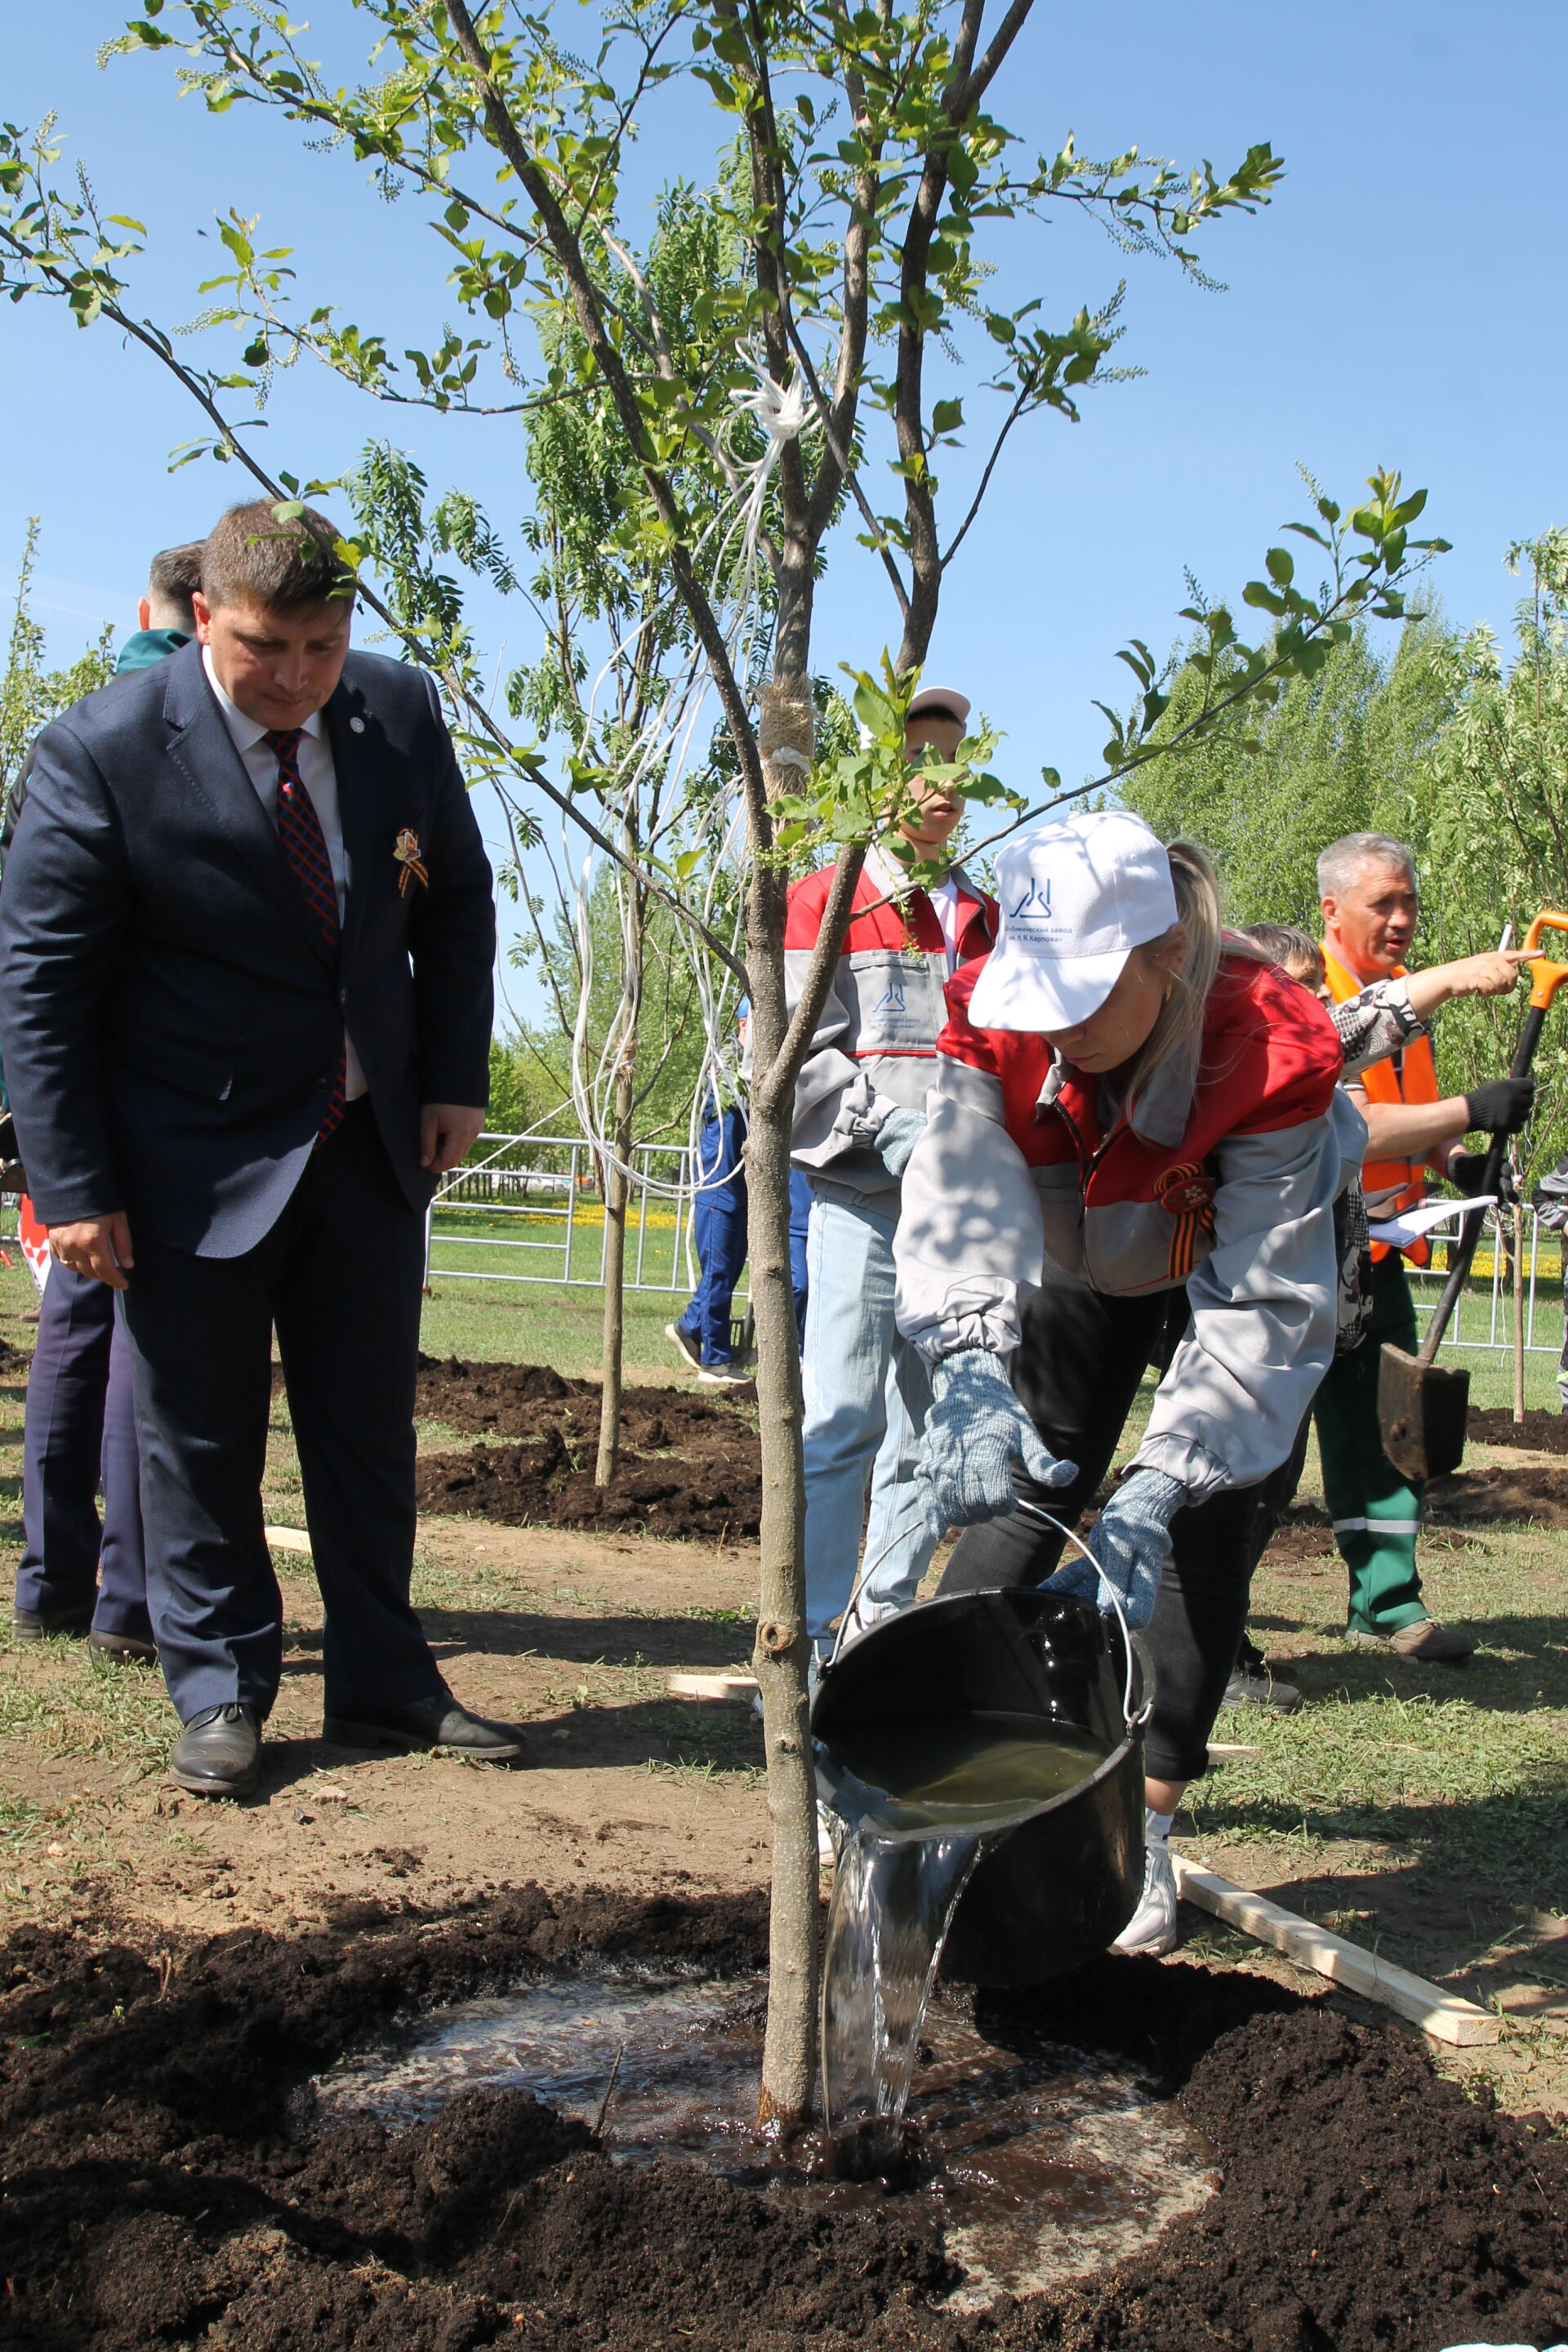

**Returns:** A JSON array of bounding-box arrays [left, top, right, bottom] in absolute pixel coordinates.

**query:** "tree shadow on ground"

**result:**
[[404, 1606, 753, 1669], [1241, 1610, 1568, 1713]]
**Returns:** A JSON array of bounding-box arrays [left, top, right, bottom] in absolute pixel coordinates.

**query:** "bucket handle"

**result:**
[[832, 1502, 1147, 1740]]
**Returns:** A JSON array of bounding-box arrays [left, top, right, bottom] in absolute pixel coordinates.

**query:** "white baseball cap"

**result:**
[[967, 810, 1178, 1031], [906, 684, 972, 726]]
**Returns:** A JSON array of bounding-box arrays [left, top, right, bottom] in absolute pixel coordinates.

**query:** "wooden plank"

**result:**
[[1171, 1854, 1499, 2047], [265, 1525, 313, 1556], [1205, 1743, 1258, 1759], [666, 1671, 758, 1704]]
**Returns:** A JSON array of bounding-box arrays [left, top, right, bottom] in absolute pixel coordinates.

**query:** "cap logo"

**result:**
[[1008, 876, 1052, 919]]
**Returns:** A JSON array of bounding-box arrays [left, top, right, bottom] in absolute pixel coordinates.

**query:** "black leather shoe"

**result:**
[[12, 1604, 93, 1642], [322, 1694, 528, 1762], [89, 1628, 158, 1664], [170, 1703, 262, 1797]]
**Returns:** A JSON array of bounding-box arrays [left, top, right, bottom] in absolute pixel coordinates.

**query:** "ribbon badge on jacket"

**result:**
[[393, 828, 430, 897], [1153, 1160, 1217, 1282]]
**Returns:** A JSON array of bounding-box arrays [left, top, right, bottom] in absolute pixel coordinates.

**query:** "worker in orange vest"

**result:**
[[1317, 832, 1531, 1659]]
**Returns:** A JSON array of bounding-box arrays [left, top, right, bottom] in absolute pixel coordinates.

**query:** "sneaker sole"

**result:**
[[321, 1716, 528, 1760]]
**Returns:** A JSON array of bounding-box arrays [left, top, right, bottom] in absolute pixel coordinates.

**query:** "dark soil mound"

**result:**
[[1468, 1403, 1568, 1454], [412, 1360, 761, 1537], [2, 1895, 1564, 2352], [1428, 1461, 1568, 1526]]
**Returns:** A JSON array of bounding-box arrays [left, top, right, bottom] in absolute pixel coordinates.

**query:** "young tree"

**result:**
[[1, 520, 116, 823], [0, 11, 1441, 2125]]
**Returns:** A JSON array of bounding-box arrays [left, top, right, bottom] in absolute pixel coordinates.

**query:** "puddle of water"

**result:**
[[308, 1971, 1214, 2300]]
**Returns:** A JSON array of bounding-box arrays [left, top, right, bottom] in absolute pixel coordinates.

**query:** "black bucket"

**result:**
[[811, 1588, 1148, 1989]]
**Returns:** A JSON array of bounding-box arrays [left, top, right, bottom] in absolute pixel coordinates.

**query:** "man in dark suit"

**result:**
[[0, 500, 522, 1796]]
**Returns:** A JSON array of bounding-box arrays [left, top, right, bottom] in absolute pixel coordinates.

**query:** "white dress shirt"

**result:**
[[927, 873, 962, 971], [202, 648, 367, 1099]]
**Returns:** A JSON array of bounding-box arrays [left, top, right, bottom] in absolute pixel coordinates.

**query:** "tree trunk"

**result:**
[[750, 680, 820, 2135], [597, 887, 644, 1490], [595, 1066, 634, 1487]]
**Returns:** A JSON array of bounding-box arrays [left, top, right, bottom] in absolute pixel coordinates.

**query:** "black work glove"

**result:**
[[1448, 1149, 1517, 1204], [1463, 1076, 1535, 1135]]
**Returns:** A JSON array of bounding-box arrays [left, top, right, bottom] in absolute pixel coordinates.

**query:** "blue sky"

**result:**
[[7, 2, 1567, 1002]]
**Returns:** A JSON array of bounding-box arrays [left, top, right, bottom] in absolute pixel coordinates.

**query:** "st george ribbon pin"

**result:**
[[393, 827, 430, 896]]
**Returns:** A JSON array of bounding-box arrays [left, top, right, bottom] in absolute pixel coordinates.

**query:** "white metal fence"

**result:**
[[423, 1128, 728, 1294], [1406, 1204, 1563, 1355]]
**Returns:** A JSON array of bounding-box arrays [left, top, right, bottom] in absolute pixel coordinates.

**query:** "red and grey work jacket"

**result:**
[[786, 843, 996, 1203], [893, 948, 1361, 1501]]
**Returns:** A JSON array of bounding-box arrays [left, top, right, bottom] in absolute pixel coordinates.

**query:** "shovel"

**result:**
[[1378, 911, 1568, 1481]]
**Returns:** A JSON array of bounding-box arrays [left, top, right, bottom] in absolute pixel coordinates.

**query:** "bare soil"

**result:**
[[1468, 1403, 1568, 1454], [1428, 1463, 1568, 1526], [412, 1359, 762, 1539], [1, 1899, 1564, 2352]]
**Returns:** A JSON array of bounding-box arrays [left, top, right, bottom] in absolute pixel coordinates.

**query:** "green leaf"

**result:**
[[930, 397, 964, 435]]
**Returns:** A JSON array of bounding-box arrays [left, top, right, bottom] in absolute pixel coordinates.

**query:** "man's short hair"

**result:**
[[200, 501, 353, 617], [1316, 832, 1417, 901], [146, 541, 205, 632]]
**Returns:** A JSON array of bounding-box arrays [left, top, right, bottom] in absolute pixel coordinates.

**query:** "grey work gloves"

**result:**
[[875, 1106, 926, 1178], [916, 1348, 1076, 1535], [1046, 1468, 1186, 1632]]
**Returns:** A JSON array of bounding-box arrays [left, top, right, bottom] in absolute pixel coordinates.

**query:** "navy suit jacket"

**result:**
[[0, 639, 495, 1256]]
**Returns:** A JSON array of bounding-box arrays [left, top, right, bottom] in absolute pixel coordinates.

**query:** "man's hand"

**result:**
[[47, 1212, 134, 1290], [1446, 949, 1532, 1000], [419, 1103, 486, 1176], [1463, 1076, 1535, 1136]]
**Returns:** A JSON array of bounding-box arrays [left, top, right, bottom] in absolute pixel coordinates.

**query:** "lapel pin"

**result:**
[[393, 827, 430, 896], [350, 715, 366, 733]]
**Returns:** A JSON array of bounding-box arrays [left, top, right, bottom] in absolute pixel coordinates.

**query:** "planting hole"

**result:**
[[306, 1969, 1215, 2301]]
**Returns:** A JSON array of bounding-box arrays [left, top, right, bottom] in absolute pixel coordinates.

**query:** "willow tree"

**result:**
[[2, 0, 1441, 2125]]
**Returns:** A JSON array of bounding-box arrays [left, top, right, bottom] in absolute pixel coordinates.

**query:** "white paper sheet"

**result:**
[[1366, 1195, 1497, 1250]]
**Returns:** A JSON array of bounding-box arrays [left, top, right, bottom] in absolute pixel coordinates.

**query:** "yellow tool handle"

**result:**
[[1522, 910, 1568, 1009]]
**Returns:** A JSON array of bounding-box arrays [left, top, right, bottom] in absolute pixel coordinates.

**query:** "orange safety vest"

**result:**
[[1322, 944, 1440, 1263]]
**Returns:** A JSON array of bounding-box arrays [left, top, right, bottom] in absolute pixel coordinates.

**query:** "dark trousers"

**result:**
[[118, 1101, 442, 1724], [15, 1263, 150, 1640], [937, 1258, 1262, 1783]]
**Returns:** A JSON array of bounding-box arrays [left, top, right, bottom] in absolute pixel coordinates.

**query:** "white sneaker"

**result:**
[[1113, 1838, 1178, 1956]]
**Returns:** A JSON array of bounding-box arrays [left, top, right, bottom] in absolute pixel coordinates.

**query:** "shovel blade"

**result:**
[[1377, 1343, 1471, 1482]]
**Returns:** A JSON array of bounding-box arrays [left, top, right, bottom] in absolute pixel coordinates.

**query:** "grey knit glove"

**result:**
[[876, 1106, 926, 1178], [1045, 1469, 1184, 1632], [915, 1349, 1076, 1536]]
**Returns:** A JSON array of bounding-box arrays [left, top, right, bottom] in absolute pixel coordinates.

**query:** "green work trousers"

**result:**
[[1312, 1251, 1429, 1633]]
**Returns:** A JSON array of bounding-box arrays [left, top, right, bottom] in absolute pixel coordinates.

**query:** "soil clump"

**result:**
[[1468, 1403, 1568, 1455], [2, 1891, 1564, 2352], [1428, 1461, 1568, 1526], [412, 1358, 761, 1538]]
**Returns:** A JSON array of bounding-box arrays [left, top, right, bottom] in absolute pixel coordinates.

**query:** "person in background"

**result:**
[[1223, 919, 1529, 1711], [0, 500, 514, 1797], [8, 541, 206, 1662], [1316, 835, 1532, 1662], [788, 686, 996, 1657], [1531, 1154, 1568, 1412], [666, 1003, 756, 1388]]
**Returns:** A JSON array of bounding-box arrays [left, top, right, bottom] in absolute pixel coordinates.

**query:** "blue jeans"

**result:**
[[677, 1107, 749, 1365], [789, 1169, 812, 1348], [801, 1191, 935, 1650]]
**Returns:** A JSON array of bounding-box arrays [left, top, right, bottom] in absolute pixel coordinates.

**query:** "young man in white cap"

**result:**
[[893, 811, 1354, 1953], [787, 686, 996, 1660]]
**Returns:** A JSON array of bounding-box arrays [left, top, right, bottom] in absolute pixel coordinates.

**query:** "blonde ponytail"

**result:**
[[1121, 840, 1264, 1124]]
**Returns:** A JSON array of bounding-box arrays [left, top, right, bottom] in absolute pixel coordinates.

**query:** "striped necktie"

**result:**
[[264, 728, 345, 1143]]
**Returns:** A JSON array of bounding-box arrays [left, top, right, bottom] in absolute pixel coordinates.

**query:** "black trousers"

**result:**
[[938, 1258, 1272, 1782], [119, 1100, 443, 1723], [15, 1263, 149, 1639]]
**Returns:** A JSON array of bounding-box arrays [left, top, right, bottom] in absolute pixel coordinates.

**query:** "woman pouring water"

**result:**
[[893, 811, 1357, 1956]]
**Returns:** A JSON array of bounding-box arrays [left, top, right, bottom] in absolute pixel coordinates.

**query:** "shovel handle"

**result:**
[[1415, 1000, 1547, 1371], [1523, 911, 1568, 1009]]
